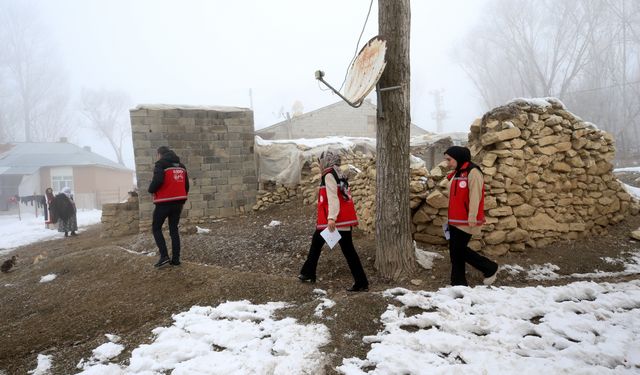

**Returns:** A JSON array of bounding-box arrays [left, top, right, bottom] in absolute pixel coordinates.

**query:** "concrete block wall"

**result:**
[[130, 105, 258, 230]]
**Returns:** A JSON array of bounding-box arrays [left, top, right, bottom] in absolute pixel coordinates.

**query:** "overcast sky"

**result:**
[[32, 0, 487, 165]]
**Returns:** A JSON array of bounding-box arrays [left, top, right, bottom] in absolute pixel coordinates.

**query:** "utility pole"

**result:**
[[621, 0, 628, 158], [430, 89, 448, 133], [375, 0, 415, 280], [249, 88, 254, 110]]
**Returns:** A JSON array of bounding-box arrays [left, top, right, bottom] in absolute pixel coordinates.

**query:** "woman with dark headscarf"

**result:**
[[444, 146, 498, 286], [298, 150, 369, 292], [50, 187, 78, 237]]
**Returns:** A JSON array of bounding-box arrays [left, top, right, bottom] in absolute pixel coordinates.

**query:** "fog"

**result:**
[[4, 0, 639, 168], [2, 0, 484, 167]]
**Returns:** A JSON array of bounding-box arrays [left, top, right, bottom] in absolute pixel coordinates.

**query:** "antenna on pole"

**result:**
[[429, 89, 448, 133], [315, 36, 390, 108]]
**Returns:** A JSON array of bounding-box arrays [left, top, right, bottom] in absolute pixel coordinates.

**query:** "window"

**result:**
[[50, 167, 74, 194]]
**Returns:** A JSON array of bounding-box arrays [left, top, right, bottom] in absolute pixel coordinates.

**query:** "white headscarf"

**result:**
[[61, 187, 72, 198]]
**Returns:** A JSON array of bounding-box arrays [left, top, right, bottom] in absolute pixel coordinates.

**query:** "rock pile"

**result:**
[[252, 99, 639, 255], [412, 98, 639, 255], [101, 200, 140, 238]]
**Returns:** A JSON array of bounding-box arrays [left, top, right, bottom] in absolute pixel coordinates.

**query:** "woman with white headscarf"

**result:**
[[50, 187, 78, 237], [298, 150, 369, 292]]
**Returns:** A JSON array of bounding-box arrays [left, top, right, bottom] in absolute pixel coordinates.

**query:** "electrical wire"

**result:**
[[338, 0, 374, 93]]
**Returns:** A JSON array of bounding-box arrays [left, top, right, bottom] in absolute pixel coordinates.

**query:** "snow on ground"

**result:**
[[0, 210, 102, 255], [75, 300, 330, 375], [614, 167, 640, 173], [27, 354, 52, 375], [338, 281, 640, 374], [39, 274, 57, 283], [622, 183, 640, 200]]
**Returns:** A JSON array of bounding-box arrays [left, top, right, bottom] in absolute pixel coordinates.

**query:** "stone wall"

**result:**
[[412, 98, 640, 255], [130, 105, 258, 230], [253, 99, 640, 255], [101, 201, 139, 237]]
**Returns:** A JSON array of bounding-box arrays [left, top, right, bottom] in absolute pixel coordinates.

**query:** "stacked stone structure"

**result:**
[[101, 200, 139, 238], [253, 99, 640, 255], [411, 98, 639, 255], [130, 105, 257, 230]]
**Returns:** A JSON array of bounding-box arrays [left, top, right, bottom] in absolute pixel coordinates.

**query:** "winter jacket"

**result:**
[[148, 151, 189, 205], [50, 193, 76, 221]]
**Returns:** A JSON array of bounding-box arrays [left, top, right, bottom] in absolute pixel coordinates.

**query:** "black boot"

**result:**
[[298, 274, 316, 283], [154, 257, 170, 268]]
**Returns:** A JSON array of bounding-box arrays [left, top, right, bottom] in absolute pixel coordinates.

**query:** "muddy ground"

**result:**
[[1, 194, 640, 374]]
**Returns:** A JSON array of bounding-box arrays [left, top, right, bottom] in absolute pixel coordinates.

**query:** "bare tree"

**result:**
[[458, 0, 640, 159], [0, 0, 73, 142], [458, 0, 604, 108], [80, 88, 133, 165], [375, 0, 416, 280]]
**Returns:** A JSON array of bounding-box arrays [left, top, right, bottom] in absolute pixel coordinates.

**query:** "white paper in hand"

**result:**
[[320, 227, 341, 249], [442, 223, 450, 240]]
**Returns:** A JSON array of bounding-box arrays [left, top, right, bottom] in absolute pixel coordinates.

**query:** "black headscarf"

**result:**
[[444, 146, 482, 175]]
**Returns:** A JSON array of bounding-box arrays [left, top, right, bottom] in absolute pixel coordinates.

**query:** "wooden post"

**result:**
[[375, 0, 416, 280]]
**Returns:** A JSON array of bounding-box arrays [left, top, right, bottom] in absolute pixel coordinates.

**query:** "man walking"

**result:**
[[148, 146, 189, 267]]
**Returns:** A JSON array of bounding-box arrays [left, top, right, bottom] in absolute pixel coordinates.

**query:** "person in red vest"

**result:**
[[444, 146, 498, 286], [148, 146, 189, 267], [298, 150, 369, 292]]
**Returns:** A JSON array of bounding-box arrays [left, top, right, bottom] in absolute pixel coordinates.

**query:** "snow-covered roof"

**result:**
[[0, 142, 132, 175]]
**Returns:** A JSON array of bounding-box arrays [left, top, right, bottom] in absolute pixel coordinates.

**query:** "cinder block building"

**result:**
[[130, 105, 258, 229], [256, 100, 429, 139]]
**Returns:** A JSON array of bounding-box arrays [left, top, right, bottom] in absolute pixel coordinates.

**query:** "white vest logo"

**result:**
[[459, 181, 467, 188], [173, 170, 184, 181]]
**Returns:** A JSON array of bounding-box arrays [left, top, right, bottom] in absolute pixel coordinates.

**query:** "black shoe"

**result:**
[[64, 232, 68, 237], [298, 274, 316, 283], [170, 260, 181, 266], [70, 231, 77, 236], [154, 257, 170, 268], [347, 284, 369, 292]]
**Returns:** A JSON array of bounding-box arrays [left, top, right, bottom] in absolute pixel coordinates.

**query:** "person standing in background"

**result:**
[[43, 187, 56, 229], [50, 187, 78, 237]]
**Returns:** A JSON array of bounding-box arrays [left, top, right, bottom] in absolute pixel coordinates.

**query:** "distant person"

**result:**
[[298, 150, 369, 292], [50, 187, 78, 237], [148, 146, 189, 268], [444, 146, 498, 286], [43, 187, 56, 229]]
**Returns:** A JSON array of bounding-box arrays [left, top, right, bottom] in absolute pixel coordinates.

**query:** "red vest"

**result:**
[[447, 162, 485, 226], [316, 168, 358, 230], [153, 167, 188, 203]]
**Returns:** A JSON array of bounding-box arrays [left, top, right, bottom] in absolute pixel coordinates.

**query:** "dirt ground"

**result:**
[[1, 195, 640, 374]]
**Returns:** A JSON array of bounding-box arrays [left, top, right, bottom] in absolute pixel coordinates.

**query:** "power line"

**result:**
[[338, 0, 375, 93], [563, 80, 640, 95]]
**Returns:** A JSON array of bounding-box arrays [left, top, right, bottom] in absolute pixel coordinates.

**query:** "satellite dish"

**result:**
[[315, 36, 387, 108]]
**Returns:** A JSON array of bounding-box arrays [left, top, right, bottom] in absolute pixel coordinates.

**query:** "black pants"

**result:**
[[449, 225, 498, 286], [300, 229, 368, 287], [152, 204, 184, 261]]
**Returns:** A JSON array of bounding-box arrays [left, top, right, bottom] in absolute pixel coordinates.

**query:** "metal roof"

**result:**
[[0, 142, 132, 176]]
